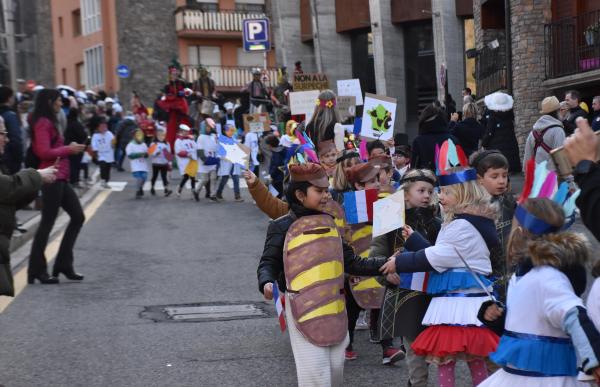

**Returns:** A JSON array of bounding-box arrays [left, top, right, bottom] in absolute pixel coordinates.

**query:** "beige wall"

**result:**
[[50, 0, 118, 92]]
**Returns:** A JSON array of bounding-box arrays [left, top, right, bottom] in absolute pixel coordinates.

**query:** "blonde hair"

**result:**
[[307, 89, 340, 143], [441, 168, 497, 223], [462, 102, 479, 119], [332, 150, 361, 191], [507, 198, 590, 268]]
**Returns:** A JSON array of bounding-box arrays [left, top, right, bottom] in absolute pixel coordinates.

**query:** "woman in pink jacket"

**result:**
[[28, 89, 87, 284]]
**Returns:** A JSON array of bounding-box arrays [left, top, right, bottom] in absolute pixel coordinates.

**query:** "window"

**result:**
[[464, 18, 476, 94], [188, 46, 221, 67], [81, 0, 101, 35], [237, 47, 263, 67], [76, 62, 85, 89], [84, 45, 104, 88], [58, 16, 63, 37], [72, 9, 82, 37], [185, 0, 219, 12], [235, 0, 265, 13]]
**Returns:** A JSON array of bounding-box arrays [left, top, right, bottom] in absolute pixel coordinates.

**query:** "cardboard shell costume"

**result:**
[[348, 223, 385, 310], [283, 215, 347, 347]]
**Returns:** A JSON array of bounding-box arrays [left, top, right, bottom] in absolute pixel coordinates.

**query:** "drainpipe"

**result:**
[[504, 0, 512, 94]]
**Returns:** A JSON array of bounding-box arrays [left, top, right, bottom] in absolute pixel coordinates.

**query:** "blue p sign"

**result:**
[[243, 18, 270, 52]]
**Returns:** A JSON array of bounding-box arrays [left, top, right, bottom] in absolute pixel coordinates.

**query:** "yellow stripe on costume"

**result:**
[[290, 261, 343, 291], [298, 299, 345, 323], [334, 218, 345, 229], [359, 248, 371, 258], [287, 228, 339, 251], [352, 277, 383, 291], [351, 226, 372, 243]]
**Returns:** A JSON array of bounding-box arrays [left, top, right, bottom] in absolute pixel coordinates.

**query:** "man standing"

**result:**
[[563, 89, 587, 136], [0, 86, 22, 174], [243, 69, 269, 113], [591, 96, 600, 132], [192, 66, 217, 101]]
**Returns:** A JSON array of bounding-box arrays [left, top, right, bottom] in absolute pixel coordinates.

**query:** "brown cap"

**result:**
[[540, 96, 560, 114], [370, 155, 392, 170], [346, 162, 381, 185], [317, 139, 337, 156], [289, 163, 330, 188]]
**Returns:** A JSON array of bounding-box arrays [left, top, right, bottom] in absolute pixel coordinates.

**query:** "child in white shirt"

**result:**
[[150, 127, 173, 197], [126, 129, 149, 199], [174, 124, 199, 201], [90, 116, 115, 188], [195, 119, 219, 202]]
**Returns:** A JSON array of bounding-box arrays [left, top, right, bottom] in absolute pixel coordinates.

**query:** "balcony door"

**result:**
[[188, 45, 222, 83]]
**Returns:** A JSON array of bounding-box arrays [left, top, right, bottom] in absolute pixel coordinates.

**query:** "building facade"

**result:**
[[47, 0, 276, 107]]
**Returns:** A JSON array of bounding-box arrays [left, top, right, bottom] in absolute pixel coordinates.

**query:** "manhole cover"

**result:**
[[140, 301, 274, 323]]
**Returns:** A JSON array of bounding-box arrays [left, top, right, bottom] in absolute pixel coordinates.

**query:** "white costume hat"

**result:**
[[484, 92, 514, 112]]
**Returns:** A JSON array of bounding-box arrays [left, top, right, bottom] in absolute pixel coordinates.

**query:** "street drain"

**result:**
[[140, 301, 274, 323]]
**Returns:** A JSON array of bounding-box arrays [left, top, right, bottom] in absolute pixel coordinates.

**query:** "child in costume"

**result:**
[[195, 118, 219, 202], [330, 149, 362, 204], [318, 139, 337, 178], [149, 126, 173, 197], [305, 90, 345, 152], [393, 145, 411, 183], [215, 124, 243, 202], [470, 150, 515, 301], [90, 115, 114, 188], [371, 169, 441, 387], [265, 134, 286, 198], [380, 140, 500, 387], [126, 129, 149, 199], [257, 163, 387, 387], [478, 195, 600, 386], [372, 154, 396, 195], [174, 124, 199, 201]]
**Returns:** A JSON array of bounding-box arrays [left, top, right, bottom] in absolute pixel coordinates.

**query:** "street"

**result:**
[[1, 171, 474, 387]]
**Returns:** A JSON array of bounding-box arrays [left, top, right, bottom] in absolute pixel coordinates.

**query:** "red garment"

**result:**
[[158, 79, 190, 151], [32, 117, 72, 181], [133, 105, 149, 117], [411, 325, 499, 359], [138, 118, 156, 139]]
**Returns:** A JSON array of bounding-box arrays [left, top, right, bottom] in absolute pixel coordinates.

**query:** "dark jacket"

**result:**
[[0, 105, 23, 174], [115, 118, 137, 149], [490, 193, 516, 301], [575, 162, 600, 242], [592, 111, 600, 132], [412, 114, 456, 171], [65, 117, 88, 146], [257, 204, 387, 293], [563, 106, 587, 136], [448, 117, 483, 157], [268, 146, 286, 183], [481, 109, 521, 173]]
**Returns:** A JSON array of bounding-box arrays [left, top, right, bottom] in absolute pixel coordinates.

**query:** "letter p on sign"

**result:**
[[248, 22, 263, 40], [243, 18, 270, 52]]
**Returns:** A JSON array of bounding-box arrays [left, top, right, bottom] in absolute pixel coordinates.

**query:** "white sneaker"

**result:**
[[356, 310, 369, 330], [101, 182, 111, 189]]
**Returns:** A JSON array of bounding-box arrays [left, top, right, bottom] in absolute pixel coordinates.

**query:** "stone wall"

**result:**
[[314, 0, 353, 83], [270, 0, 316, 72], [509, 0, 551, 153], [115, 0, 179, 109], [33, 0, 55, 86]]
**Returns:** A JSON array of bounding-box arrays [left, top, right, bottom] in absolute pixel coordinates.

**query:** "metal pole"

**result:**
[[309, 0, 323, 73], [504, 0, 512, 94], [3, 0, 17, 90]]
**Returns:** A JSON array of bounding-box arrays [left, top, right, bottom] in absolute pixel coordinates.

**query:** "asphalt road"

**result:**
[[7, 170, 595, 386]]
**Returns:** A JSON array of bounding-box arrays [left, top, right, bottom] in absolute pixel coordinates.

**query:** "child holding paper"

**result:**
[[149, 127, 173, 197], [370, 169, 441, 387], [174, 124, 199, 201], [125, 129, 149, 199], [215, 123, 243, 202]]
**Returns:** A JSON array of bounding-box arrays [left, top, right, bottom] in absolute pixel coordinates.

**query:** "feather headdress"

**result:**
[[436, 139, 477, 186]]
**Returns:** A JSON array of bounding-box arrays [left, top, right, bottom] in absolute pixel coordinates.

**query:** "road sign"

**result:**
[[243, 18, 271, 52], [116, 64, 130, 79]]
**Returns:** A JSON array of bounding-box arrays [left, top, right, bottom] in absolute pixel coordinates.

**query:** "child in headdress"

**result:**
[[318, 139, 337, 178]]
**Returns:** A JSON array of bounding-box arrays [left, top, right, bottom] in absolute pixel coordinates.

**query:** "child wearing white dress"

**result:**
[[174, 124, 199, 201], [478, 198, 600, 387]]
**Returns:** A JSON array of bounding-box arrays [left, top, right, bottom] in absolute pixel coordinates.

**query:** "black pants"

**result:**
[[69, 154, 83, 184], [345, 280, 362, 349], [81, 163, 89, 179], [28, 181, 85, 276], [178, 175, 196, 190], [151, 164, 169, 187], [99, 161, 111, 182]]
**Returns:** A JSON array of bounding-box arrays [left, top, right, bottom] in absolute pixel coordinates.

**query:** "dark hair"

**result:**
[[566, 89, 581, 102], [418, 104, 442, 127], [87, 114, 107, 131], [32, 88, 61, 126], [463, 87, 472, 95], [470, 150, 509, 176], [367, 140, 386, 156], [67, 108, 80, 121], [0, 86, 14, 104], [264, 134, 280, 147], [285, 180, 311, 207]]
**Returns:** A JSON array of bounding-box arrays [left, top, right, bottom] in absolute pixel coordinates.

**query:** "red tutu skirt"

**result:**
[[411, 325, 499, 364]]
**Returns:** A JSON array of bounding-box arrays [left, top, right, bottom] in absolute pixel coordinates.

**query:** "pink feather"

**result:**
[[537, 171, 557, 198]]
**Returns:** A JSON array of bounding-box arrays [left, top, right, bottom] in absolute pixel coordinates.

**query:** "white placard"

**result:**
[[337, 79, 363, 105], [372, 190, 405, 238], [289, 90, 320, 122], [360, 93, 398, 141]]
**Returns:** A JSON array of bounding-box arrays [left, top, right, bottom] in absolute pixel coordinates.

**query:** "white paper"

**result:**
[[289, 90, 320, 122], [360, 93, 398, 141], [337, 79, 363, 105], [220, 142, 249, 168], [248, 121, 264, 133], [268, 184, 279, 197], [372, 190, 405, 238]]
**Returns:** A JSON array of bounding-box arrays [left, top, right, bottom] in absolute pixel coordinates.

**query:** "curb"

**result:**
[[8, 168, 102, 274]]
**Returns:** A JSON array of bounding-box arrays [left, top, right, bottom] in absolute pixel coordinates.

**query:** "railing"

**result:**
[[182, 65, 278, 88], [175, 8, 266, 32], [545, 9, 600, 79], [475, 46, 506, 97]]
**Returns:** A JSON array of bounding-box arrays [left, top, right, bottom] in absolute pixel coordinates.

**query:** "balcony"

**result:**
[[182, 65, 278, 91], [545, 9, 600, 80], [175, 7, 266, 39], [475, 46, 507, 97]]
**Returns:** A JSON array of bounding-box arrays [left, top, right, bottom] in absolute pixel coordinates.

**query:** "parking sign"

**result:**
[[243, 18, 271, 52]]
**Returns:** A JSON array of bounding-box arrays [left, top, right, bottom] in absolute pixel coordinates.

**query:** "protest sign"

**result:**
[[337, 79, 363, 105], [372, 190, 405, 238], [243, 113, 270, 133], [218, 135, 250, 168], [360, 93, 397, 141], [293, 73, 329, 91], [337, 95, 356, 132], [289, 90, 320, 122]]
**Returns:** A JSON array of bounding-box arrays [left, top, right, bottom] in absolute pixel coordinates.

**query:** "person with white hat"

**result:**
[[481, 92, 521, 173], [522, 96, 566, 171], [174, 124, 199, 201]]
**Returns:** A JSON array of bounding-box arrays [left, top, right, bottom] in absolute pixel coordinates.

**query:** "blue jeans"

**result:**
[[216, 174, 240, 197]]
